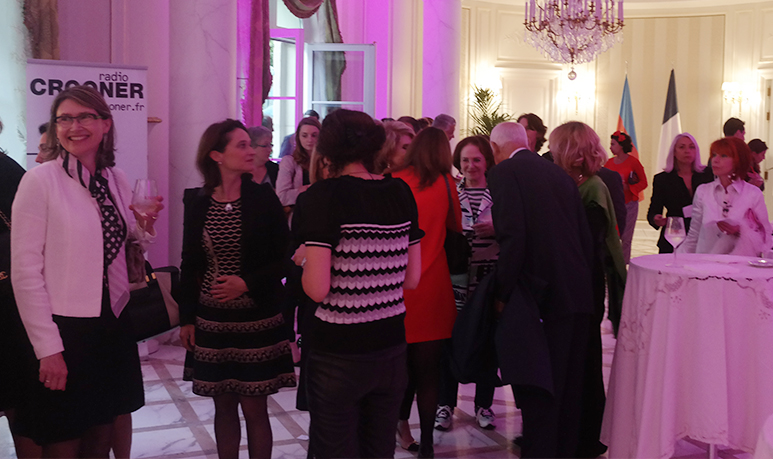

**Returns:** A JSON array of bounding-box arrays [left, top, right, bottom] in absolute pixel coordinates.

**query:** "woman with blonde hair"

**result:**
[[647, 133, 713, 253], [374, 121, 415, 175], [550, 121, 626, 458], [393, 127, 461, 458]]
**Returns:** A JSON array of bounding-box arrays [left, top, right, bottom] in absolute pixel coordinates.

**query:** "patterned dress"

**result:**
[[185, 198, 296, 396]]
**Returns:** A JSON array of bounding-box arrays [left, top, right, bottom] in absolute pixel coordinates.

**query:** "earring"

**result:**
[[218, 161, 223, 165]]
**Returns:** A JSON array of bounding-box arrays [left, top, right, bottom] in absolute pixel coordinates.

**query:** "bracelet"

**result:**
[[301, 258, 307, 268]]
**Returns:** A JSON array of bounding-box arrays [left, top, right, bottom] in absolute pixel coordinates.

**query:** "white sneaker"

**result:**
[[434, 405, 453, 431], [476, 406, 496, 430]]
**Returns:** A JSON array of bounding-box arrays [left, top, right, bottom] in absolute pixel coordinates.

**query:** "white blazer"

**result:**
[[11, 157, 146, 359]]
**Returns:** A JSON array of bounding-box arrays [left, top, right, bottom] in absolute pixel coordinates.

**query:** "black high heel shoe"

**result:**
[[418, 443, 434, 458]]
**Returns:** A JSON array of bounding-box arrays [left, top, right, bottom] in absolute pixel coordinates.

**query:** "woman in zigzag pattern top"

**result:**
[[295, 109, 423, 459]]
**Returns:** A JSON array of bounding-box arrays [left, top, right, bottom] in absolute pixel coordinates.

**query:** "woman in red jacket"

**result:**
[[604, 131, 648, 263]]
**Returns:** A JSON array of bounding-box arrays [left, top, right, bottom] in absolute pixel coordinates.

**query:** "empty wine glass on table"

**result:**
[[132, 179, 158, 227], [665, 216, 686, 266]]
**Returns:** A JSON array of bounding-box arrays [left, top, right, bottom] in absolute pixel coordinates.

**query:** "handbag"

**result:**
[[125, 261, 181, 341], [125, 237, 146, 284], [442, 175, 472, 275]]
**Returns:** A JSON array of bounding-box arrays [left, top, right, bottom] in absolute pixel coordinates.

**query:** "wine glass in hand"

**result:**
[[665, 216, 686, 266], [132, 179, 158, 228]]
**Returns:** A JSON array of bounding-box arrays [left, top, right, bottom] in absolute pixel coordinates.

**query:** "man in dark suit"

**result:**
[[488, 122, 595, 458]]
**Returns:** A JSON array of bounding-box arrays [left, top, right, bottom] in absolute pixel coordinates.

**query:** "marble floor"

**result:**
[[0, 223, 755, 458]]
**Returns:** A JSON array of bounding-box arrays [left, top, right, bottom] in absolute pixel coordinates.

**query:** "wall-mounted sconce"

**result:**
[[558, 89, 585, 114], [558, 78, 595, 115], [722, 81, 760, 114]]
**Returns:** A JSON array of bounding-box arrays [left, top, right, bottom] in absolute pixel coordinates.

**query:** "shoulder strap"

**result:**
[[0, 208, 10, 230], [442, 174, 458, 228]]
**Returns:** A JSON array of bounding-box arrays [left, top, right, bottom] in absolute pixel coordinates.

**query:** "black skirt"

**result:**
[[183, 294, 296, 397], [14, 291, 144, 445], [0, 290, 36, 412]]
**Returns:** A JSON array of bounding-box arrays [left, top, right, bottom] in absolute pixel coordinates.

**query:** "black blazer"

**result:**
[[647, 168, 714, 253], [488, 150, 594, 393], [597, 166, 627, 236], [266, 160, 279, 189], [179, 176, 289, 325]]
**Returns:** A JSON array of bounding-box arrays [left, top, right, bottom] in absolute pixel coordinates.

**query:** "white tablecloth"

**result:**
[[754, 414, 773, 459], [601, 253, 773, 459]]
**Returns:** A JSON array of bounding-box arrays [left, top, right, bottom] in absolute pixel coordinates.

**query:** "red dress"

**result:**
[[393, 168, 460, 343], [604, 155, 648, 203]]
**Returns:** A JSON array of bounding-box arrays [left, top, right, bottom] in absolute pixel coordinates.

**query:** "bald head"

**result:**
[[490, 122, 529, 163]]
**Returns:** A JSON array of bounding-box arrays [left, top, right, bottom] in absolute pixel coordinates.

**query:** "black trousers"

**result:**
[[512, 313, 590, 458], [437, 339, 495, 409], [306, 344, 408, 459]]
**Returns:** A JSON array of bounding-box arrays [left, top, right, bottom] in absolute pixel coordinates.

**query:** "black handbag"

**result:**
[[125, 261, 181, 341], [442, 175, 472, 275]]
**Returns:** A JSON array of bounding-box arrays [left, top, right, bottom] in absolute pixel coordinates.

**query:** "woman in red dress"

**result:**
[[393, 127, 460, 458]]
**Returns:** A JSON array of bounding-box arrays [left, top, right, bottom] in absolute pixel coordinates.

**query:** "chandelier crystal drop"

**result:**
[[524, 0, 625, 79]]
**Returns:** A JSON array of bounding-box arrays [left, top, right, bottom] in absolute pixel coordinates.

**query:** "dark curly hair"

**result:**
[[611, 131, 633, 154], [315, 109, 386, 177]]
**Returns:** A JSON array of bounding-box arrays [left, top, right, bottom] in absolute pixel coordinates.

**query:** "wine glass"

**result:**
[[132, 179, 158, 219], [665, 216, 686, 266]]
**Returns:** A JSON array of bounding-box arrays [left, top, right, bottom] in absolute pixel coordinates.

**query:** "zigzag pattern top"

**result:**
[[312, 221, 417, 325], [200, 199, 249, 305]]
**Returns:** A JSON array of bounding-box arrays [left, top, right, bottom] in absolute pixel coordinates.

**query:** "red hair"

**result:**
[[710, 137, 753, 181]]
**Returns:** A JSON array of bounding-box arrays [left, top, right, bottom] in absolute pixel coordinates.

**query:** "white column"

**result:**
[[169, 0, 238, 266], [422, 0, 461, 123], [111, 0, 172, 266]]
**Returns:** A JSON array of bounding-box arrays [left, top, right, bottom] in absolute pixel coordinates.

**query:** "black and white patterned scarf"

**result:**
[[62, 152, 127, 289]]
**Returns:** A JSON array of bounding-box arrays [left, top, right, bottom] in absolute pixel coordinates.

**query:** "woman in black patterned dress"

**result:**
[[180, 119, 296, 459]]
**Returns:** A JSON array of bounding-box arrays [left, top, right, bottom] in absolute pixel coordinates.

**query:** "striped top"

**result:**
[[452, 185, 499, 309], [308, 221, 415, 325], [296, 175, 423, 353]]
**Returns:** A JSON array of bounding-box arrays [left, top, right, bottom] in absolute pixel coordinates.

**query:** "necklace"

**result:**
[[225, 203, 233, 212]]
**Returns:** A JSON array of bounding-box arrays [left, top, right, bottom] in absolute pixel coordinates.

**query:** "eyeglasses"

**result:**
[[55, 113, 104, 128], [254, 143, 273, 148]]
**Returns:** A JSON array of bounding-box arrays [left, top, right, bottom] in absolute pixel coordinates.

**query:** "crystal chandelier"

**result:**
[[524, 0, 625, 79]]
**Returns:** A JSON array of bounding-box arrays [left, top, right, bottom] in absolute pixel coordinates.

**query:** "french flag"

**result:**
[[657, 70, 682, 171], [616, 75, 639, 159]]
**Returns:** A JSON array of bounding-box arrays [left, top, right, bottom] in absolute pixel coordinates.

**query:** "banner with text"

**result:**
[[26, 59, 148, 185]]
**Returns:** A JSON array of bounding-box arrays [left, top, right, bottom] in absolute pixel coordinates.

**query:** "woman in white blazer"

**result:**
[[11, 85, 161, 457]]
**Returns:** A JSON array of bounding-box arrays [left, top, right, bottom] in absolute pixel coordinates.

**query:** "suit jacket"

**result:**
[[647, 168, 714, 253], [488, 150, 594, 394], [179, 176, 289, 325], [597, 166, 627, 236]]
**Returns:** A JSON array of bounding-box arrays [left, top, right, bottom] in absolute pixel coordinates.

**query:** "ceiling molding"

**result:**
[[466, 0, 772, 9]]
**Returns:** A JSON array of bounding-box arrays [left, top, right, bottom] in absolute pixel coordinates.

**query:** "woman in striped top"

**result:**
[[296, 109, 423, 459], [436, 135, 500, 432]]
